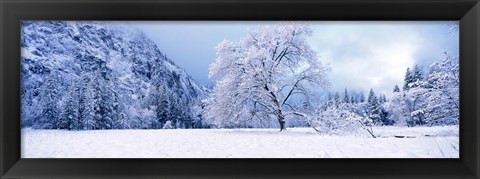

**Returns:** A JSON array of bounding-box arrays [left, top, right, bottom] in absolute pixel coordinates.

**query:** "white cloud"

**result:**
[[308, 22, 434, 96]]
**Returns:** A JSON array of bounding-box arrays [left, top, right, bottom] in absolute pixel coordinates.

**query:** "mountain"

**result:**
[[21, 21, 209, 130]]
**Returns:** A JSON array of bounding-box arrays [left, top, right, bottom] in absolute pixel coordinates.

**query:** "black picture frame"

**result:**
[[1, 0, 479, 178]]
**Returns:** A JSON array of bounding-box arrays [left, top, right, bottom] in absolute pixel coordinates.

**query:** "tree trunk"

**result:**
[[277, 109, 286, 131]]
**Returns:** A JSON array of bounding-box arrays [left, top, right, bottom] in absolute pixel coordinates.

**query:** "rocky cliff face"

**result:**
[[21, 21, 209, 130]]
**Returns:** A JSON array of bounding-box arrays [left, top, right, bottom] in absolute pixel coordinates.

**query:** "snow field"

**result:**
[[22, 125, 459, 158]]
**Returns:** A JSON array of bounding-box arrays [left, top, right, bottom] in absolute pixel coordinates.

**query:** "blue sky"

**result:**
[[130, 21, 458, 95]]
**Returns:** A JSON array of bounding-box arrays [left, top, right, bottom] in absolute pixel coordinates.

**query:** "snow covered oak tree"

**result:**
[[204, 23, 330, 131]]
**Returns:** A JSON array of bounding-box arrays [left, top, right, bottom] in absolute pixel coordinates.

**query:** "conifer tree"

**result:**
[[334, 92, 341, 107], [59, 84, 79, 130], [343, 88, 350, 103], [156, 84, 169, 128], [359, 91, 365, 103], [393, 85, 400, 92], [411, 65, 423, 88], [403, 67, 413, 91], [367, 89, 382, 125], [78, 73, 95, 130], [37, 72, 61, 129]]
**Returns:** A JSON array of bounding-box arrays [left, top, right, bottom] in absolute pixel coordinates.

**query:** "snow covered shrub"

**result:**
[[163, 121, 174, 129], [136, 108, 157, 129], [308, 103, 371, 136]]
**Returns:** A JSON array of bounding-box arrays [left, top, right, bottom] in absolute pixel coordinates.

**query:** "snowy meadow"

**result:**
[[21, 21, 459, 158], [22, 126, 459, 158]]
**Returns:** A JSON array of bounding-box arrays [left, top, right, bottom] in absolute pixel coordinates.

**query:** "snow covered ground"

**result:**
[[22, 125, 459, 158]]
